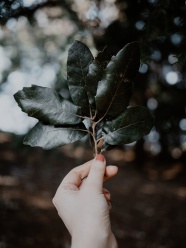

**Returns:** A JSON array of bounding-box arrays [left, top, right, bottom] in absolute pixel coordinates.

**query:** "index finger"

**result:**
[[60, 160, 93, 190]]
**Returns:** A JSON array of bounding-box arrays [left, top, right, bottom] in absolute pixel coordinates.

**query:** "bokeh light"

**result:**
[[147, 98, 158, 110], [179, 119, 186, 131], [165, 71, 179, 85]]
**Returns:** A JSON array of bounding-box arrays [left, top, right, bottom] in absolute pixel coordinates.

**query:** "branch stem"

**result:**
[[96, 137, 104, 143], [92, 121, 98, 156]]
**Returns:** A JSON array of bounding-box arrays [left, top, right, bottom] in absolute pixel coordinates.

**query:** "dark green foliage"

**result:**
[[14, 85, 82, 125], [102, 106, 154, 145], [85, 60, 103, 112], [23, 122, 87, 150], [14, 41, 153, 154], [67, 40, 94, 116], [95, 47, 112, 69], [95, 42, 140, 119]]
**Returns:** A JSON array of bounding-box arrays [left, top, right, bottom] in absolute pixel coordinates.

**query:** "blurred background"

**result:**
[[0, 0, 186, 247]]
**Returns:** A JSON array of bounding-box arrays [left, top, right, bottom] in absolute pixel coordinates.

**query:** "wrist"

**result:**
[[108, 231, 118, 248], [71, 229, 117, 248]]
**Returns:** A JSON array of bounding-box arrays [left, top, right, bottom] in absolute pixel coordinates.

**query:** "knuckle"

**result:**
[[52, 197, 56, 206], [52, 194, 58, 206]]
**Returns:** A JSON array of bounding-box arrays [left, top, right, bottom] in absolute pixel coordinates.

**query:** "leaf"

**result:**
[[85, 47, 112, 113], [67, 40, 94, 116], [13, 40, 149, 155], [85, 60, 103, 111], [100, 123, 117, 152], [95, 41, 140, 119], [14, 85, 82, 125], [102, 106, 154, 145], [24, 122, 87, 150], [96, 46, 112, 69]]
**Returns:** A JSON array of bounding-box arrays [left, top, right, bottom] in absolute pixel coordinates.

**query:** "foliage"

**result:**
[[1, 0, 186, 161], [14, 41, 153, 155]]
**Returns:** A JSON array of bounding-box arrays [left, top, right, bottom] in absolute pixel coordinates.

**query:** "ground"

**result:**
[[0, 137, 186, 248]]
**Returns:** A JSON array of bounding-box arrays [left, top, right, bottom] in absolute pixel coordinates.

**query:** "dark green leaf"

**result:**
[[102, 106, 154, 145], [67, 40, 94, 116], [85, 60, 103, 112], [95, 41, 140, 119], [24, 122, 87, 150], [85, 47, 112, 113], [96, 46, 112, 69], [101, 122, 118, 152], [14, 85, 82, 125]]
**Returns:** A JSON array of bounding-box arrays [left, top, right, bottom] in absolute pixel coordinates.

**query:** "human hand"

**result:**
[[52, 154, 118, 248]]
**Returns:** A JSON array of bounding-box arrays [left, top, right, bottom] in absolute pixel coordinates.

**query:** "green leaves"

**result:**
[[102, 106, 154, 145], [95, 41, 140, 119], [85, 60, 103, 111], [14, 85, 82, 125], [14, 40, 154, 153], [24, 122, 87, 150], [14, 84, 87, 149], [67, 40, 93, 116]]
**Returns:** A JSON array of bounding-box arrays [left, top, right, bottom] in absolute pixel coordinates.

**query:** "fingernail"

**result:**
[[104, 189, 110, 194], [96, 154, 105, 162]]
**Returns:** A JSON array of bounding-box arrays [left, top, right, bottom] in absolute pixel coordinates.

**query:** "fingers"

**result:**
[[103, 188, 111, 201], [60, 160, 93, 190], [58, 156, 118, 192], [81, 165, 118, 185], [103, 188, 112, 211], [108, 201, 112, 211], [86, 154, 106, 191], [104, 165, 118, 181]]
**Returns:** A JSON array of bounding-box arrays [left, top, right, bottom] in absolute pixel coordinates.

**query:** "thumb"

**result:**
[[86, 154, 106, 191]]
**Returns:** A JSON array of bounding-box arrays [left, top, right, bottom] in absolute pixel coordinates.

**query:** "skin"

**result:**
[[53, 154, 118, 248]]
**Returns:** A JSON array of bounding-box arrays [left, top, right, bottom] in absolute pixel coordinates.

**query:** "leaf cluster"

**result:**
[[14, 41, 154, 155]]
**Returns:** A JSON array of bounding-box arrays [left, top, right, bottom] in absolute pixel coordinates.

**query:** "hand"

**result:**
[[52, 154, 118, 248]]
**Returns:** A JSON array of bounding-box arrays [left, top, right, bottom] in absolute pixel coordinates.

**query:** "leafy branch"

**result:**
[[14, 41, 154, 156]]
